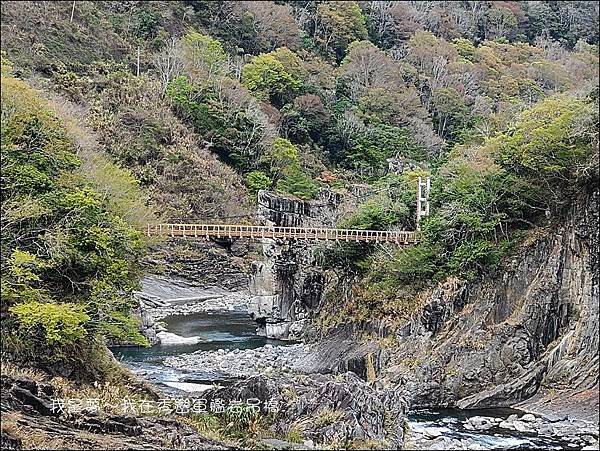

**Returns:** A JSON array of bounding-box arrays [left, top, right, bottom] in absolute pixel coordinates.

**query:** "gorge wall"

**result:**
[[380, 187, 599, 419], [248, 189, 344, 339]]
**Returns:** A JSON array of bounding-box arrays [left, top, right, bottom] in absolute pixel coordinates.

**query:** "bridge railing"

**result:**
[[146, 223, 419, 245]]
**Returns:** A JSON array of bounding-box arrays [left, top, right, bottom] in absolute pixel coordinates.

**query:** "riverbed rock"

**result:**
[[464, 416, 496, 431], [196, 372, 407, 448], [165, 343, 311, 379], [512, 420, 535, 433]]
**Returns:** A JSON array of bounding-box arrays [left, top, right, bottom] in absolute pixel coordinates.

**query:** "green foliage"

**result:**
[[9, 301, 90, 345], [245, 170, 273, 194], [340, 171, 423, 231], [346, 124, 426, 174], [281, 93, 330, 144], [495, 96, 594, 181], [181, 31, 228, 80], [242, 51, 302, 105], [166, 75, 267, 171], [356, 92, 597, 303], [432, 88, 476, 144], [342, 198, 399, 230], [1, 50, 13, 75], [134, 7, 162, 39], [315, 1, 368, 59], [7, 249, 46, 284], [1, 67, 147, 375], [453, 38, 477, 62], [366, 241, 442, 291], [261, 138, 299, 178], [78, 150, 155, 229], [276, 164, 319, 199], [256, 138, 319, 199]]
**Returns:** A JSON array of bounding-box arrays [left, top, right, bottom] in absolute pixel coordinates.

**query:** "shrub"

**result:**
[[246, 170, 273, 194], [1, 62, 148, 376], [276, 164, 319, 199], [9, 301, 90, 345], [242, 52, 302, 105]]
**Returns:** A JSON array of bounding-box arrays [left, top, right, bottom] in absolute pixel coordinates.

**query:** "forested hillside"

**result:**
[[1, 0, 598, 370], [1, 2, 598, 449]]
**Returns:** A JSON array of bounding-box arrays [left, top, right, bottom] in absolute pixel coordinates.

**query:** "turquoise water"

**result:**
[[111, 310, 287, 390]]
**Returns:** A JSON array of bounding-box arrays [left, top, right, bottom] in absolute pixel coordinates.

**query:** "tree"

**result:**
[[363, 1, 422, 48], [431, 87, 472, 143], [241, 51, 302, 105], [281, 93, 330, 143], [256, 138, 318, 199], [245, 170, 272, 194], [180, 31, 228, 82], [345, 124, 424, 174], [276, 164, 319, 199], [260, 137, 300, 179], [485, 6, 518, 41], [339, 40, 403, 100], [358, 87, 427, 127], [2, 66, 147, 373], [495, 96, 595, 185], [314, 1, 368, 59], [153, 37, 184, 94], [235, 1, 302, 51]]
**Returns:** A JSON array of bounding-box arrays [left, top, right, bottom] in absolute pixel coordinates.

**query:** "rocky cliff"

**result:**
[[379, 188, 599, 419], [249, 189, 345, 339]]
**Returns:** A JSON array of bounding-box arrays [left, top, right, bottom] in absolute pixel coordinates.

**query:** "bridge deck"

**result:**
[[146, 224, 419, 245]]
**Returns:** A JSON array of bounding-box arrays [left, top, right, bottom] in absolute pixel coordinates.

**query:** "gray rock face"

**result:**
[[382, 189, 599, 416], [133, 306, 159, 345], [197, 372, 407, 448], [249, 189, 345, 339], [145, 239, 254, 292]]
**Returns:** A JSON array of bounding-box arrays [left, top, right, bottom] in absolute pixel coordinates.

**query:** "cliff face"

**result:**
[[249, 189, 345, 339], [382, 188, 599, 418]]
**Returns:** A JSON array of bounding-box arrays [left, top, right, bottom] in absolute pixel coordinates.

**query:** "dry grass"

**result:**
[[1, 361, 47, 382], [313, 408, 345, 428], [2, 361, 155, 417], [0, 412, 71, 450], [1, 412, 24, 438]]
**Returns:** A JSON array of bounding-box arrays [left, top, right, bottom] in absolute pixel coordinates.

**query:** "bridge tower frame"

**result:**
[[416, 176, 431, 231]]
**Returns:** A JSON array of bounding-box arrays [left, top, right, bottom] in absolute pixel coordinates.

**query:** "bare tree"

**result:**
[[153, 37, 184, 95], [235, 1, 301, 51]]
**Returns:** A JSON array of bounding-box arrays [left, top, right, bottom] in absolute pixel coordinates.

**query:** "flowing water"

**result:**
[[111, 310, 287, 393], [407, 408, 575, 450], [112, 308, 588, 450]]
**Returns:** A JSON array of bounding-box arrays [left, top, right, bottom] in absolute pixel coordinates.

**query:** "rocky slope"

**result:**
[[248, 188, 364, 339], [378, 187, 599, 419], [1, 375, 228, 450], [199, 372, 408, 449]]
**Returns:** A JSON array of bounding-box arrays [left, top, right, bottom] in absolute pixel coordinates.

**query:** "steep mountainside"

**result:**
[[1, 1, 598, 449], [384, 188, 599, 418]]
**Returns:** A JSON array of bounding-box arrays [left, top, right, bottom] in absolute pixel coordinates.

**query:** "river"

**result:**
[[111, 310, 288, 393], [111, 309, 592, 450]]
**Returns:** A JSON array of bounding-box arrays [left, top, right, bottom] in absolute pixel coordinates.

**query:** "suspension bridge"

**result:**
[[145, 177, 431, 246], [145, 223, 420, 245]]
